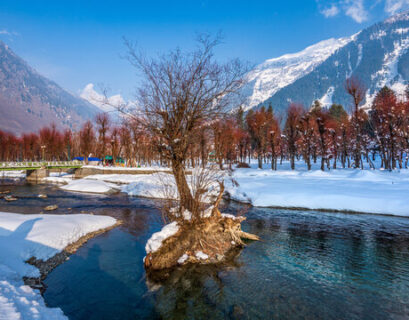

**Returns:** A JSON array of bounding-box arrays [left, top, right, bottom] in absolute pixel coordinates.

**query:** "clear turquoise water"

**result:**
[[1, 184, 409, 319]]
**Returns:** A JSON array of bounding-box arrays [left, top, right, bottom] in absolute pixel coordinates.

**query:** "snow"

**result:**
[[82, 165, 169, 172], [60, 179, 120, 194], [177, 254, 188, 264], [85, 174, 153, 185], [57, 161, 409, 217], [393, 27, 409, 34], [0, 171, 25, 178], [121, 174, 175, 199], [182, 209, 192, 221], [370, 30, 387, 40], [363, 37, 409, 109], [195, 251, 209, 260], [226, 160, 409, 216], [385, 11, 409, 24], [221, 213, 238, 220], [318, 86, 335, 108], [145, 222, 179, 254], [80, 83, 125, 113], [120, 172, 219, 202], [43, 173, 73, 185], [243, 37, 352, 110], [0, 211, 117, 319]]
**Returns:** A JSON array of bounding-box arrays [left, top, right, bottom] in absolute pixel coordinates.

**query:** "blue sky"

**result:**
[[0, 0, 408, 100]]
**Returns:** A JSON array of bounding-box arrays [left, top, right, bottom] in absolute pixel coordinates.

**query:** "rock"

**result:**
[[0, 190, 10, 194], [4, 195, 17, 201], [44, 205, 58, 211], [38, 194, 47, 199], [230, 304, 245, 319], [216, 254, 224, 261]]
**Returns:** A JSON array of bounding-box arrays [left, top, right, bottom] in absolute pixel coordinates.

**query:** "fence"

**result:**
[[0, 161, 82, 170]]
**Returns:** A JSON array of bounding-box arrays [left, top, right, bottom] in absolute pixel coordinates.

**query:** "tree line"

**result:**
[[213, 80, 409, 171], [0, 113, 157, 166], [1, 78, 409, 171]]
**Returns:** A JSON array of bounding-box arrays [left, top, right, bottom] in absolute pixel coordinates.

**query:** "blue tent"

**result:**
[[73, 157, 101, 161]]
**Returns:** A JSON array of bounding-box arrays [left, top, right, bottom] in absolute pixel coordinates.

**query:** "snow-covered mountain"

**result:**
[[244, 10, 409, 113], [243, 37, 353, 110], [80, 83, 125, 113]]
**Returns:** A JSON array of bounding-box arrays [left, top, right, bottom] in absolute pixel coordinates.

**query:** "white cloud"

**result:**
[[318, 0, 369, 23], [0, 29, 11, 35], [344, 0, 369, 23], [321, 5, 340, 17], [320, 0, 409, 22], [385, 0, 409, 14]]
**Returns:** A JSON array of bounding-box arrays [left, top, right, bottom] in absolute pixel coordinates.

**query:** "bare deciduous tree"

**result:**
[[345, 77, 366, 168], [125, 34, 248, 219]]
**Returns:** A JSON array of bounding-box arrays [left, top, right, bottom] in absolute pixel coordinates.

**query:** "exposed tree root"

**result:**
[[144, 214, 259, 276]]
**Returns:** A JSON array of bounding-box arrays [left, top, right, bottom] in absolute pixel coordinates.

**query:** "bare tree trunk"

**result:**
[[172, 160, 195, 213]]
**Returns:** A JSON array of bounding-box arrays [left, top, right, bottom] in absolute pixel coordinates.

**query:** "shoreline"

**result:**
[[23, 220, 123, 293], [229, 199, 409, 219]]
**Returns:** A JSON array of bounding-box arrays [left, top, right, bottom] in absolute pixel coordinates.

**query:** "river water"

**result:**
[[1, 183, 409, 319]]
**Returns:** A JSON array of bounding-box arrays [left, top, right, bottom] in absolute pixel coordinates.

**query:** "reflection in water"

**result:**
[[2, 184, 409, 319]]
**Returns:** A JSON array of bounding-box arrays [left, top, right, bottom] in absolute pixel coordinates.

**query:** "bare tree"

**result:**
[[284, 103, 303, 170], [125, 34, 248, 219], [345, 77, 366, 168], [95, 113, 110, 162], [79, 120, 95, 164]]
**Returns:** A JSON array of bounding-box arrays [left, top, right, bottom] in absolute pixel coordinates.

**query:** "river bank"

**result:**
[[0, 210, 118, 319]]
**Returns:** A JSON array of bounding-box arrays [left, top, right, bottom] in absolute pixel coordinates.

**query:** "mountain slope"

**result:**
[[0, 41, 101, 134], [244, 11, 409, 114], [243, 37, 353, 110]]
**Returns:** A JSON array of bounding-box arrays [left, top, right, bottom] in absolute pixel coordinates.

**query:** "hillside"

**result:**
[[0, 41, 101, 134]]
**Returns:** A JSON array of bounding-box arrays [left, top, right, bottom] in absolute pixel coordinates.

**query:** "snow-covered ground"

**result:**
[[0, 211, 117, 319], [82, 165, 170, 171], [43, 172, 73, 185], [86, 173, 152, 185], [0, 170, 26, 178], [60, 179, 121, 194], [42, 160, 409, 217], [226, 160, 409, 216]]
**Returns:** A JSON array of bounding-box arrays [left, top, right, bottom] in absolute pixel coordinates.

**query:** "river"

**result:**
[[1, 183, 409, 319]]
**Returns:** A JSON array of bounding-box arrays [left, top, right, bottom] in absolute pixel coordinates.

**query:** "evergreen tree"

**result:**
[[329, 104, 348, 122]]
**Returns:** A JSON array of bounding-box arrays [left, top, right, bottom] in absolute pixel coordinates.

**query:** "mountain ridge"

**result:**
[[243, 10, 409, 114], [0, 40, 101, 135]]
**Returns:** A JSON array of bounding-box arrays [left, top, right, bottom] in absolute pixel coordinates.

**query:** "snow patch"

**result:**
[[145, 222, 179, 254], [195, 251, 209, 260], [177, 254, 189, 264], [318, 86, 335, 108], [221, 213, 238, 220], [60, 179, 120, 194], [370, 30, 387, 40], [394, 28, 409, 34]]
